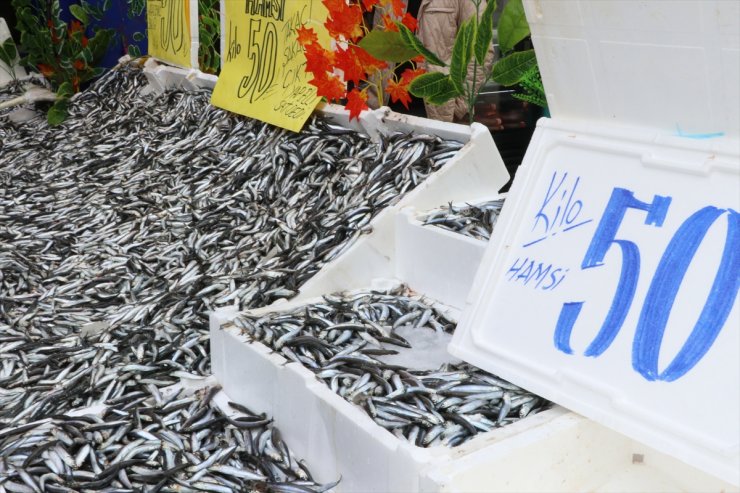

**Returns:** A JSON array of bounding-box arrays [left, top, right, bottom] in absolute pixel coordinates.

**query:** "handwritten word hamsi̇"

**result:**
[[506, 257, 569, 291]]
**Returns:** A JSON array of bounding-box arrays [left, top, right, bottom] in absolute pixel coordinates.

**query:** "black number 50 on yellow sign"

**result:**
[[147, 0, 193, 68], [212, 0, 330, 132]]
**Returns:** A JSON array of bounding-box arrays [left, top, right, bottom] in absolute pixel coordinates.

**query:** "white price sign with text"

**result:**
[[450, 119, 740, 485]]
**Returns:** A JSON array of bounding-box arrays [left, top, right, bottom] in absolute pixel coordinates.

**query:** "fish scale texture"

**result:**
[[0, 65, 461, 492]]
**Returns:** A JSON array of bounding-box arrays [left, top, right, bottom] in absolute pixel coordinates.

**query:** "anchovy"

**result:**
[[422, 199, 505, 241]]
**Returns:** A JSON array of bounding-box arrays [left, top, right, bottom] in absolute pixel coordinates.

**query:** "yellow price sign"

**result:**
[[212, 0, 330, 132], [147, 0, 192, 68]]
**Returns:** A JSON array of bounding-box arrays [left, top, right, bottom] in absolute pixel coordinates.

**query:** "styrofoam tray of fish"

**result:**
[[395, 197, 505, 310], [210, 284, 734, 493], [141, 60, 511, 306], [210, 283, 564, 492]]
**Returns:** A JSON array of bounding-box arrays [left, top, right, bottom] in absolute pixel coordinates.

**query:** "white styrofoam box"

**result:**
[[210, 288, 567, 492], [0, 18, 27, 87], [523, 0, 740, 139], [294, 110, 509, 303], [450, 116, 740, 486], [395, 201, 494, 310], [211, 286, 737, 492]]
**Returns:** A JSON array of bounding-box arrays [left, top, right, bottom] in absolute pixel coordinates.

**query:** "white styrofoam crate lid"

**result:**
[[449, 117, 740, 485]]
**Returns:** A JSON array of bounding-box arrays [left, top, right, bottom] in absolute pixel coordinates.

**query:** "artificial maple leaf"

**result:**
[[361, 0, 379, 11], [400, 12, 417, 32], [309, 73, 346, 102], [386, 79, 412, 109], [345, 88, 369, 120], [400, 67, 425, 84], [37, 63, 55, 78], [325, 3, 364, 41], [411, 55, 426, 64], [296, 25, 318, 46], [303, 42, 334, 76], [389, 0, 406, 17], [381, 13, 399, 32], [334, 46, 365, 85], [322, 0, 346, 14], [69, 20, 84, 34], [354, 45, 388, 74]]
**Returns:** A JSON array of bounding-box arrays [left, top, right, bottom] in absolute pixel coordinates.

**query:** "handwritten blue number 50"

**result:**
[[554, 188, 740, 381]]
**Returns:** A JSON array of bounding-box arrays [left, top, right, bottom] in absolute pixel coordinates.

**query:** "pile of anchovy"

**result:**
[[0, 383, 339, 492], [231, 287, 548, 448], [0, 65, 463, 491], [421, 199, 505, 241]]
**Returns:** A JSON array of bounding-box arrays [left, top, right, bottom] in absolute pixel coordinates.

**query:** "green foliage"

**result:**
[[395, 0, 547, 123], [358, 30, 418, 63], [491, 49, 536, 85], [0, 38, 19, 81], [512, 64, 547, 108], [11, 0, 115, 125], [498, 0, 529, 53], [198, 0, 220, 74], [396, 23, 446, 67]]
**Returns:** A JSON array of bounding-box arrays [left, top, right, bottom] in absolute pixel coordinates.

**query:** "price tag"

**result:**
[[450, 120, 740, 484], [147, 0, 193, 68], [211, 0, 330, 132]]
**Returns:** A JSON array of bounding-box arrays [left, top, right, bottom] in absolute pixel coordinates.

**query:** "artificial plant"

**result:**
[[0, 37, 19, 83], [11, 0, 115, 125], [297, 0, 425, 120], [198, 0, 220, 74]]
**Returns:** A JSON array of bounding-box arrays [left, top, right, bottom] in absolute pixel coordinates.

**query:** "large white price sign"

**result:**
[[450, 120, 740, 484]]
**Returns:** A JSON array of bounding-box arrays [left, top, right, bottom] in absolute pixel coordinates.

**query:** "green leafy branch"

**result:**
[[198, 0, 220, 74], [11, 0, 115, 125], [0, 37, 20, 82]]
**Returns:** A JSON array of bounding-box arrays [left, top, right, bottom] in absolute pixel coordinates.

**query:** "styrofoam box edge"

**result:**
[[210, 288, 567, 492]]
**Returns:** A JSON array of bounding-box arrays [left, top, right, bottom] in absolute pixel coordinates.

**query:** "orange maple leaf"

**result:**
[[389, 0, 406, 17], [303, 42, 335, 76], [411, 54, 426, 64], [400, 12, 417, 32], [296, 25, 318, 46], [361, 0, 379, 11], [324, 3, 364, 41], [37, 63, 55, 78], [345, 88, 369, 120], [309, 73, 346, 102], [400, 67, 425, 84], [381, 13, 399, 32], [354, 45, 388, 74], [334, 46, 365, 85], [386, 79, 412, 109]]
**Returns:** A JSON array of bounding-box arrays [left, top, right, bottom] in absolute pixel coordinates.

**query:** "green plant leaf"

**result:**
[[69, 5, 89, 25], [57, 81, 74, 98], [358, 29, 418, 63], [88, 29, 115, 61], [426, 78, 460, 105], [474, 0, 496, 64], [2, 39, 18, 63], [449, 17, 475, 94], [491, 49, 537, 85], [408, 72, 460, 100], [47, 98, 69, 126], [498, 0, 529, 53], [396, 22, 446, 67]]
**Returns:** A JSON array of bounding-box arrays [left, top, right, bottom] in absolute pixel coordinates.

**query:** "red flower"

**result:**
[[309, 72, 346, 102], [386, 79, 412, 109], [37, 63, 55, 77], [73, 59, 85, 71], [345, 88, 368, 120], [69, 20, 84, 34], [296, 25, 318, 47]]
